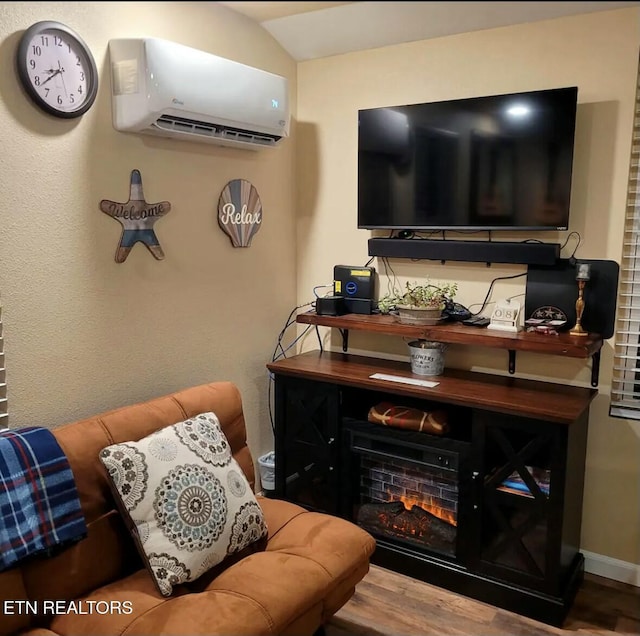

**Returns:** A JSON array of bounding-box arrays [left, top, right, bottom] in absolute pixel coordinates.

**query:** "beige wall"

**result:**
[[297, 9, 640, 566], [1, 0, 638, 573], [0, 2, 297, 466]]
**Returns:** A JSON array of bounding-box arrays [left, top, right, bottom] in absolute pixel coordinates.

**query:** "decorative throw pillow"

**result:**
[[99, 412, 267, 596]]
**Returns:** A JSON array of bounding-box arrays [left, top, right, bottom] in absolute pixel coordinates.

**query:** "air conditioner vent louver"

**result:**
[[154, 115, 281, 147]]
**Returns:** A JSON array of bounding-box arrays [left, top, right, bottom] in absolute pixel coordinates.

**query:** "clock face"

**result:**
[[16, 21, 98, 118]]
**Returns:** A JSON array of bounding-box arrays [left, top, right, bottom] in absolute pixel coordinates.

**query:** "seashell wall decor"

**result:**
[[217, 179, 263, 248]]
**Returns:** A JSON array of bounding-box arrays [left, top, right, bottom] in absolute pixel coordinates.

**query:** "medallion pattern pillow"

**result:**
[[99, 412, 267, 596]]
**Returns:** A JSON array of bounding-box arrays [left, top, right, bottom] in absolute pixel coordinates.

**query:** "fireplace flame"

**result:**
[[399, 494, 457, 527]]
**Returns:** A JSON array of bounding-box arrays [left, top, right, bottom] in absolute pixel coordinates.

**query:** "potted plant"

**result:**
[[377, 280, 458, 325]]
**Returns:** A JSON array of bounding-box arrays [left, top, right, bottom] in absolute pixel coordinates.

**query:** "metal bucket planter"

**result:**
[[407, 340, 446, 376], [396, 305, 443, 326]]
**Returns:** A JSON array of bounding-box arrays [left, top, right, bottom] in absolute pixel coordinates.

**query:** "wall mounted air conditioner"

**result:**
[[108, 38, 290, 150]]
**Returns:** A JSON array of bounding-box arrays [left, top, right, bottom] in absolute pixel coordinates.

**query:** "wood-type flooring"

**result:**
[[326, 565, 640, 635]]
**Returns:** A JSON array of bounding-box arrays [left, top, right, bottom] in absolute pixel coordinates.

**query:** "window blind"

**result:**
[[610, 54, 640, 420]]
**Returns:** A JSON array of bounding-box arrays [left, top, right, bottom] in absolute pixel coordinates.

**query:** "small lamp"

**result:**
[[570, 263, 591, 336]]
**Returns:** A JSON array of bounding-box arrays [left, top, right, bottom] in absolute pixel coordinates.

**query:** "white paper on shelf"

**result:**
[[369, 373, 439, 388]]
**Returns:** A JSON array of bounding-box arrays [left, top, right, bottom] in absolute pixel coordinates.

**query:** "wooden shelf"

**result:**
[[267, 350, 597, 424], [297, 311, 603, 385], [297, 312, 602, 357]]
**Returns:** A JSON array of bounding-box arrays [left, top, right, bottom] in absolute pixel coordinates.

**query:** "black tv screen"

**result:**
[[358, 87, 578, 231]]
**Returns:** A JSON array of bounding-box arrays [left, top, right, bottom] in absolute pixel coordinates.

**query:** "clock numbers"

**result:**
[[17, 21, 98, 118], [25, 29, 89, 114], [488, 299, 523, 333]]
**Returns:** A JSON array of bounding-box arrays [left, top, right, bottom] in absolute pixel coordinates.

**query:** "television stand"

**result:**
[[266, 350, 595, 626]]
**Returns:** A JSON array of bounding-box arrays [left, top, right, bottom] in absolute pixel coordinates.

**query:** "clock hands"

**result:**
[[40, 62, 67, 89], [57, 60, 68, 97], [40, 68, 62, 87]]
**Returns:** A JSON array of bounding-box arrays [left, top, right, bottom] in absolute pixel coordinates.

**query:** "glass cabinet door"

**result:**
[[274, 377, 341, 514], [472, 412, 565, 592]]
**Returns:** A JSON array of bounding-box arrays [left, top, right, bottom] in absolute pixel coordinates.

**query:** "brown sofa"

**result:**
[[1, 381, 376, 635]]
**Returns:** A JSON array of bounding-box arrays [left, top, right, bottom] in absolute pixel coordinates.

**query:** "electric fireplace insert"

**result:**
[[342, 419, 472, 563]]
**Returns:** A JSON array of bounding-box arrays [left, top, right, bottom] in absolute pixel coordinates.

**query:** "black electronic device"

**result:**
[[525, 259, 619, 337], [358, 87, 578, 232], [344, 298, 375, 315], [443, 302, 472, 322], [316, 296, 346, 316], [462, 316, 491, 327], [367, 237, 560, 265], [333, 265, 376, 314]]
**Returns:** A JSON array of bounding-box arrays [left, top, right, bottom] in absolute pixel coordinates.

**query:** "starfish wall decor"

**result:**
[[100, 169, 171, 263]]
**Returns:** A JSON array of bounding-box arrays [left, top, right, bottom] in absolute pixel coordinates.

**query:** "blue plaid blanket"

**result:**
[[0, 426, 86, 571]]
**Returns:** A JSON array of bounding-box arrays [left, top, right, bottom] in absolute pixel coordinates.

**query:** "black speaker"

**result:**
[[525, 259, 619, 338], [368, 238, 560, 265]]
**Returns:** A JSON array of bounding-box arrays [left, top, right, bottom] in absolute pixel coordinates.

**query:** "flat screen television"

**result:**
[[358, 86, 578, 231]]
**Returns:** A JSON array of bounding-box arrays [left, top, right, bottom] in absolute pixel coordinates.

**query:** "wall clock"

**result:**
[[16, 21, 98, 119]]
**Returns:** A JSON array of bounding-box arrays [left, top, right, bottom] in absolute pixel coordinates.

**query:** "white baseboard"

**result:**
[[583, 550, 640, 587]]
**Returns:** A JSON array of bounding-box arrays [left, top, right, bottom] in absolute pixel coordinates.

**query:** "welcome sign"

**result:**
[[217, 179, 263, 248], [100, 169, 171, 263]]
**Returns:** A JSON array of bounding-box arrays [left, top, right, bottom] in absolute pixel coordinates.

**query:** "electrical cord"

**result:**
[[268, 296, 332, 434], [375, 250, 530, 318], [270, 301, 314, 363], [380, 256, 399, 300], [470, 272, 528, 317], [400, 229, 492, 240], [272, 324, 313, 362], [561, 231, 582, 262], [313, 284, 333, 298]]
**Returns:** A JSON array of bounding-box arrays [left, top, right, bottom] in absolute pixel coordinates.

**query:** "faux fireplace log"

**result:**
[[358, 501, 456, 552]]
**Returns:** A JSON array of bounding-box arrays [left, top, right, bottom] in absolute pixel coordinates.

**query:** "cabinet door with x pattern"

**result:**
[[273, 376, 341, 514], [470, 409, 586, 596]]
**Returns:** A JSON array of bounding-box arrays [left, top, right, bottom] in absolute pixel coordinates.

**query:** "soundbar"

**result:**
[[368, 238, 560, 266]]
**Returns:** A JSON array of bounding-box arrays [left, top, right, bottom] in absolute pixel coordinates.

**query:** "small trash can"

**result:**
[[257, 451, 275, 493]]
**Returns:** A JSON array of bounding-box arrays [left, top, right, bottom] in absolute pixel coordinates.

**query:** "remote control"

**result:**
[[462, 316, 491, 327]]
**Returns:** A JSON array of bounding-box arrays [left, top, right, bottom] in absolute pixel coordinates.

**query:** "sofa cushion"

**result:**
[[49, 497, 376, 636], [98, 412, 267, 596]]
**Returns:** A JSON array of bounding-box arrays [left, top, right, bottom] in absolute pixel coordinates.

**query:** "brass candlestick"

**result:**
[[570, 263, 590, 337]]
